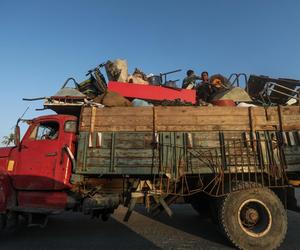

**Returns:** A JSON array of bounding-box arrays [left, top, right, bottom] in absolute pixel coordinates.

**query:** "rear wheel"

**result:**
[[219, 187, 287, 250]]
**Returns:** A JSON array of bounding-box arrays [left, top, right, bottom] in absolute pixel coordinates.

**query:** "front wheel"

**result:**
[[219, 187, 287, 250]]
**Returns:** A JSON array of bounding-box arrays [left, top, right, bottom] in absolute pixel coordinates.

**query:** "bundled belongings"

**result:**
[[94, 91, 132, 107], [132, 99, 153, 107], [105, 59, 150, 85], [105, 59, 128, 82], [211, 87, 252, 103], [27, 57, 300, 116], [127, 68, 149, 85], [78, 64, 107, 98], [77, 78, 100, 98]]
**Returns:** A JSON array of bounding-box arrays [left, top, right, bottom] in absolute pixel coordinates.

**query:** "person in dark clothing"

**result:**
[[201, 71, 209, 83], [182, 70, 201, 89], [196, 71, 212, 103]]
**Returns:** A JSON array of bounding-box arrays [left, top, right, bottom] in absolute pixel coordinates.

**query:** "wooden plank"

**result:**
[[115, 132, 152, 140], [252, 108, 278, 116], [192, 141, 220, 147], [281, 115, 300, 131], [85, 132, 153, 149], [83, 116, 153, 127], [81, 107, 93, 116], [155, 125, 251, 131], [254, 125, 278, 131], [281, 116, 300, 122], [155, 106, 250, 116], [192, 132, 219, 140], [115, 141, 153, 149], [255, 115, 279, 124], [82, 166, 159, 175], [284, 147, 300, 154], [84, 107, 153, 116], [95, 116, 153, 126], [87, 148, 111, 158], [86, 158, 111, 166], [87, 149, 153, 158], [81, 124, 281, 132], [155, 116, 249, 126], [192, 139, 220, 147], [80, 106, 300, 133], [81, 125, 153, 132], [282, 106, 300, 115], [223, 131, 245, 139], [283, 125, 300, 131], [76, 132, 89, 172], [115, 158, 154, 166], [285, 156, 300, 164], [86, 158, 155, 167], [82, 106, 300, 120]]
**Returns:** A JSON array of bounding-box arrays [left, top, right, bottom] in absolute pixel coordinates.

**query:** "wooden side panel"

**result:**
[[76, 106, 300, 175], [187, 131, 259, 172], [75, 131, 158, 174], [79, 106, 300, 132], [283, 130, 300, 169], [285, 147, 300, 165], [282, 106, 300, 130], [80, 107, 154, 132]]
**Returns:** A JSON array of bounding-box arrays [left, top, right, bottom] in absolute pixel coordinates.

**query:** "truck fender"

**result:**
[[0, 174, 16, 213]]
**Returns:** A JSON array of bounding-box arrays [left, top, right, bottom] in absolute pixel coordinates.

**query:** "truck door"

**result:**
[[53, 120, 77, 190], [14, 120, 61, 190]]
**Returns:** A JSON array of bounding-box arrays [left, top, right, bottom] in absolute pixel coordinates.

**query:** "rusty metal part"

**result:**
[[125, 132, 288, 201], [228, 73, 248, 88], [247, 75, 300, 105]]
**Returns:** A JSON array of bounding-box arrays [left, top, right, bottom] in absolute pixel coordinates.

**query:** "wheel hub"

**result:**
[[238, 199, 272, 237], [244, 208, 259, 225]]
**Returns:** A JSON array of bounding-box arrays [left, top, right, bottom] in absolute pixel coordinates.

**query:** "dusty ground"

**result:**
[[1, 197, 300, 250]]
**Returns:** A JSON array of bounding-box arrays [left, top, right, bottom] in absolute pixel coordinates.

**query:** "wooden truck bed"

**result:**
[[75, 106, 300, 178]]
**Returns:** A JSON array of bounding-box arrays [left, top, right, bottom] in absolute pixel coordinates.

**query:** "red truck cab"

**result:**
[[0, 114, 77, 214]]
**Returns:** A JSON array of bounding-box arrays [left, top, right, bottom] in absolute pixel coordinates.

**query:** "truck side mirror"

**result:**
[[14, 125, 21, 148]]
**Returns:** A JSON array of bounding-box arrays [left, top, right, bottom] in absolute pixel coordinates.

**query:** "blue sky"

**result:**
[[0, 0, 300, 144]]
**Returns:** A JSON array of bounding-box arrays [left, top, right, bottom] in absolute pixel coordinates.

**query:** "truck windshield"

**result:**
[[30, 121, 59, 140]]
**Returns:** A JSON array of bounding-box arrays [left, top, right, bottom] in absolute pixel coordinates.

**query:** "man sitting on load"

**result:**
[[182, 70, 201, 89], [196, 71, 212, 103], [197, 72, 231, 103]]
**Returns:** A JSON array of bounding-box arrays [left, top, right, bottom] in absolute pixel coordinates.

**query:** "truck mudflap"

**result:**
[[0, 174, 16, 213]]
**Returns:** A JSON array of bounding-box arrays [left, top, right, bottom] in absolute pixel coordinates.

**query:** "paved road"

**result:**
[[1, 201, 300, 250]]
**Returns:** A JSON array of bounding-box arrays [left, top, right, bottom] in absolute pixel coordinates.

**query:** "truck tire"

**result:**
[[219, 187, 287, 250]]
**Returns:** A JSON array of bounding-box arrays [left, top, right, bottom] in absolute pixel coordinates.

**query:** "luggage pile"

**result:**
[[22, 59, 300, 115]]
